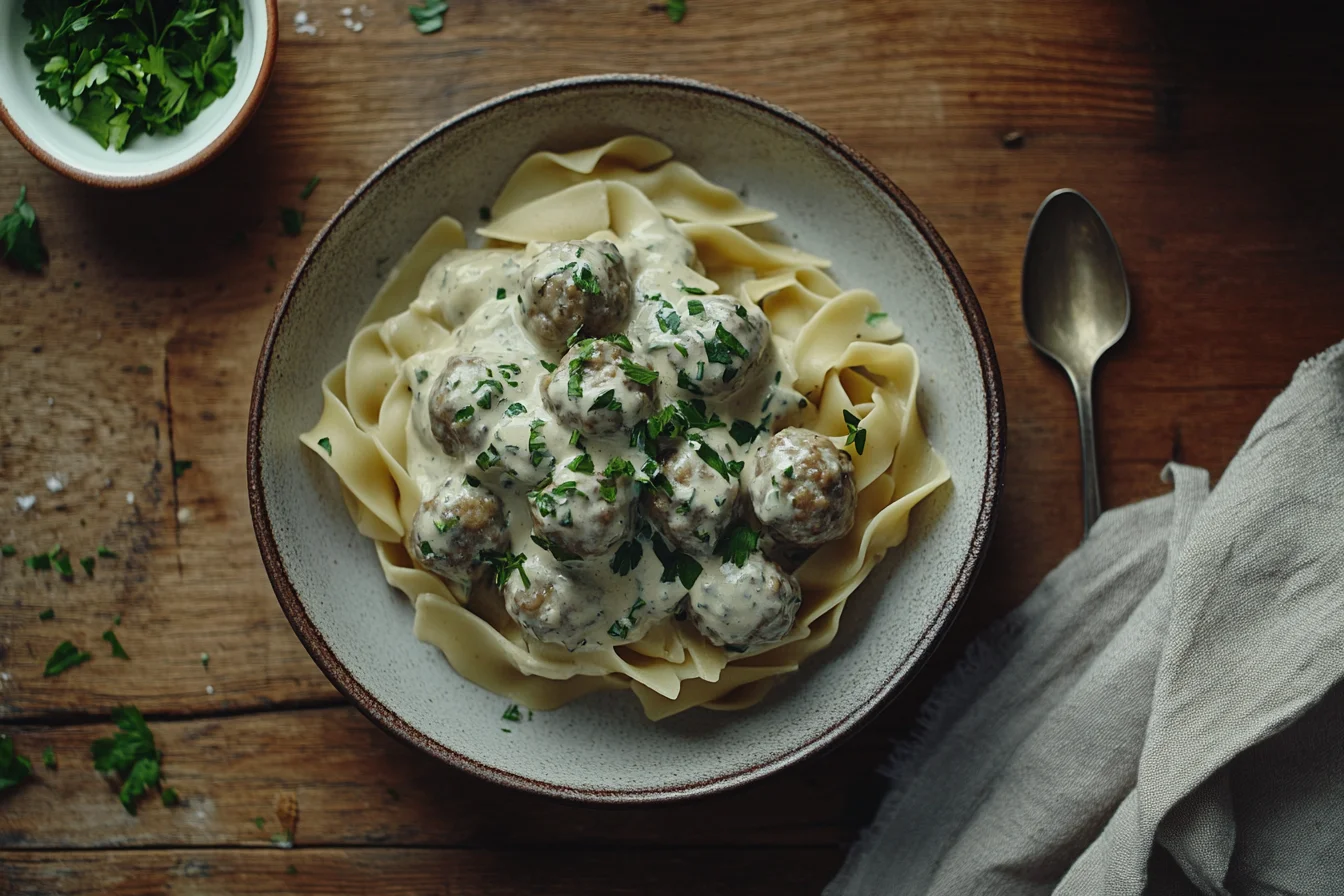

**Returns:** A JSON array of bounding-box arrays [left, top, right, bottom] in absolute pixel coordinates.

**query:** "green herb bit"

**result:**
[[501, 704, 522, 722], [415, 369, 430, 384], [44, 641, 90, 677], [201, 652, 210, 668], [317, 437, 333, 456], [665, 0, 687, 23], [103, 630, 130, 660], [598, 481, 618, 503], [173, 459, 193, 479], [686, 299, 705, 315], [865, 311, 889, 326], [735, 305, 749, 319], [51, 548, 74, 578], [677, 399, 724, 431], [0, 735, 33, 793], [1, 544, 15, 557], [569, 430, 583, 447], [481, 550, 529, 588], [280, 208, 303, 236], [539, 360, 558, 373], [479, 206, 491, 221], [419, 541, 435, 560], [113, 615, 121, 626], [161, 787, 179, 807], [434, 517, 459, 534], [674, 342, 689, 358], [567, 454, 595, 474], [464, 475, 481, 487], [730, 419, 761, 446], [656, 305, 681, 335], [25, 552, 51, 571], [300, 175, 322, 200], [694, 441, 743, 481], [39, 608, 54, 621], [610, 539, 643, 576], [551, 480, 580, 498], [717, 525, 760, 567], [589, 389, 617, 412], [498, 363, 522, 376], [530, 533, 581, 563], [604, 333, 634, 352], [677, 370, 702, 395], [409, 0, 448, 33], [475, 446, 500, 471], [496, 287, 507, 301], [676, 280, 706, 295], [843, 409, 868, 455], [620, 357, 659, 386], [254, 817, 266, 830], [453, 406, 475, 423], [1, 186, 46, 272], [783, 465, 794, 478], [716, 324, 750, 359], [573, 264, 602, 296], [528, 419, 552, 468], [651, 534, 702, 590], [604, 457, 637, 480], [80, 556, 95, 577], [42, 747, 57, 770], [92, 706, 163, 815]]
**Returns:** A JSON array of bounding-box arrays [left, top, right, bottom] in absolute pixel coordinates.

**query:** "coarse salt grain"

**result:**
[[45, 473, 68, 493], [16, 495, 36, 512], [177, 507, 193, 524], [206, 685, 215, 695], [294, 9, 308, 24], [296, 22, 318, 35], [126, 491, 135, 505], [340, 6, 352, 15]]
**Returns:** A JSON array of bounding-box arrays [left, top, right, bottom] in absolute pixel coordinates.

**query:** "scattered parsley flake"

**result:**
[[676, 280, 706, 295], [300, 176, 321, 200], [1, 544, 14, 557], [865, 311, 889, 326], [161, 787, 179, 807], [604, 333, 635, 352], [716, 525, 760, 567], [530, 533, 581, 563], [0, 736, 32, 793], [415, 369, 430, 384], [674, 342, 689, 358], [453, 406, 475, 423], [715, 324, 750, 360], [39, 608, 54, 620], [611, 539, 643, 576], [589, 389, 618, 412], [103, 630, 130, 660], [173, 459, 193, 479], [656, 305, 681, 335], [280, 208, 303, 236], [317, 437, 332, 456], [80, 556, 95, 577], [464, 475, 480, 487], [501, 704, 522, 722], [620, 357, 659, 386], [694, 441, 743, 481], [573, 265, 602, 296], [42, 747, 56, 770], [567, 454, 595, 474], [496, 287, 507, 301], [25, 552, 51, 571], [666, 0, 687, 23], [677, 369, 702, 394], [91, 706, 164, 815], [475, 446, 500, 471], [253, 817, 266, 829], [736, 305, 749, 320], [201, 652, 210, 668], [651, 534, 702, 590], [1, 186, 46, 272], [730, 419, 762, 446], [539, 359, 558, 373], [409, 0, 449, 33], [686, 299, 705, 315], [843, 409, 868, 455], [481, 550, 529, 588]]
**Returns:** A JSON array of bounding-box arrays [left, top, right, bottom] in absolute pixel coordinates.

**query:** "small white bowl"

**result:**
[[250, 75, 1005, 802], [0, 0, 276, 189]]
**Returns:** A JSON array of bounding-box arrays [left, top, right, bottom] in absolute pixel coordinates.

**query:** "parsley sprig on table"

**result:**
[[21, 0, 246, 151], [91, 705, 168, 815], [1, 186, 47, 272]]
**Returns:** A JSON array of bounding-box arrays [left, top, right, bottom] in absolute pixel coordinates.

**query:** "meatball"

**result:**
[[747, 427, 858, 548], [644, 441, 740, 555], [688, 555, 802, 650], [541, 338, 656, 436], [427, 354, 494, 455], [668, 294, 770, 396], [410, 477, 510, 589], [528, 468, 635, 558], [503, 558, 605, 651], [521, 240, 633, 348]]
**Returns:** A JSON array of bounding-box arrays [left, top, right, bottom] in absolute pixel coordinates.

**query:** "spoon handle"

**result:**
[[1075, 372, 1102, 534]]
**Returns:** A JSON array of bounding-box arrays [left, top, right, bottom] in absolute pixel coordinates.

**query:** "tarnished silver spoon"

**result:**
[[1022, 189, 1131, 536]]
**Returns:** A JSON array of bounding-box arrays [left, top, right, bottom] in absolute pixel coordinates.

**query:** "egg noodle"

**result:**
[[301, 137, 949, 719]]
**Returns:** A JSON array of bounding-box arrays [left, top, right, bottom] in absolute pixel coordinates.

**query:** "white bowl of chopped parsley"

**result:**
[[0, 0, 276, 188]]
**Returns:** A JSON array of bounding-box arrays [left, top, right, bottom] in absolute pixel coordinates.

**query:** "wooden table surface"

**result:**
[[2, 0, 1341, 892]]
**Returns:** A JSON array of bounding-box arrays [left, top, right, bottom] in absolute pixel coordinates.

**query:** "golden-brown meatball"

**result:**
[[521, 240, 632, 348], [746, 427, 857, 548], [541, 338, 656, 436], [427, 354, 494, 455], [410, 477, 511, 589], [643, 441, 740, 555]]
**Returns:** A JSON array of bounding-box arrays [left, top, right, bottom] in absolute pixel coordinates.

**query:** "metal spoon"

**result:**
[[1022, 189, 1131, 536]]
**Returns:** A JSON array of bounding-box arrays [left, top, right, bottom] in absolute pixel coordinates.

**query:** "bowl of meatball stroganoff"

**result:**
[[249, 74, 1004, 801]]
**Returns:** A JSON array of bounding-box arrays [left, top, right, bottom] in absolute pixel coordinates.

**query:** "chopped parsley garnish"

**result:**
[[529, 487, 557, 517], [1, 545, 14, 557], [201, 653, 209, 668], [44, 640, 90, 677], [496, 287, 508, 301], [173, 459, 193, 479], [39, 608, 54, 620], [499, 363, 522, 377], [610, 539, 643, 575], [433, 517, 458, 533], [569, 430, 583, 448], [674, 342, 689, 358], [51, 548, 74, 577], [539, 360, 558, 373], [481, 551, 529, 588], [415, 369, 430, 384], [280, 208, 303, 236], [453, 406, 475, 423], [676, 369, 703, 394], [42, 747, 56, 770], [464, 475, 481, 487], [843, 409, 868, 455], [676, 280, 706, 295], [317, 437, 332, 456], [686, 299, 705, 316], [620, 357, 659, 386], [589, 389, 620, 412], [80, 556, 95, 577], [409, 0, 448, 33], [651, 534, 702, 590], [716, 525, 760, 567], [98, 546, 118, 558], [476, 391, 493, 411], [103, 630, 130, 660], [552, 480, 581, 498], [694, 441, 743, 481], [92, 706, 164, 815], [475, 446, 500, 471], [666, 0, 687, 23], [501, 704, 522, 722], [567, 454, 594, 474], [696, 360, 705, 380], [735, 305, 749, 320], [1, 186, 46, 272], [505, 402, 527, 417], [604, 457, 637, 480], [656, 304, 681, 335], [530, 533, 580, 563], [573, 265, 602, 296], [607, 597, 647, 639], [21, 0, 246, 152], [598, 481, 619, 503], [528, 419, 552, 468], [679, 399, 724, 430], [161, 787, 179, 807], [473, 378, 504, 396], [864, 311, 891, 328], [604, 333, 634, 352], [730, 418, 763, 446], [25, 552, 52, 571], [479, 206, 491, 221], [713, 324, 751, 360], [419, 541, 435, 559], [300, 175, 321, 200], [0, 736, 32, 793], [783, 465, 794, 478]]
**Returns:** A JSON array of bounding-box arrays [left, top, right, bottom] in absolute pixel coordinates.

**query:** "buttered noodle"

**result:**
[[302, 137, 949, 719]]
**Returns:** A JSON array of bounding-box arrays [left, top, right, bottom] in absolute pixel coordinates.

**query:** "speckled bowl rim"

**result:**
[[0, 0, 278, 190], [248, 73, 1005, 804]]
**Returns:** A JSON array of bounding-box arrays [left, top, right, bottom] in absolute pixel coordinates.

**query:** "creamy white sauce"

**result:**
[[401, 217, 809, 652]]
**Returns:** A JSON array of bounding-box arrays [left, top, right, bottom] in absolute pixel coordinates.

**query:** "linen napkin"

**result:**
[[826, 340, 1344, 896]]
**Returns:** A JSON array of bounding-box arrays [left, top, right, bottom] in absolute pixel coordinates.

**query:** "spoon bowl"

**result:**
[[1022, 189, 1131, 533]]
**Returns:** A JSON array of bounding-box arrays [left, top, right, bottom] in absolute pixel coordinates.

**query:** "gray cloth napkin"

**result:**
[[827, 341, 1344, 896]]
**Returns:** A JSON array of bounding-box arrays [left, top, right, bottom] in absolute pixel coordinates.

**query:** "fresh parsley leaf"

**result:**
[[254, 817, 266, 829], [607, 596, 648, 639], [495, 287, 507, 301], [80, 556, 95, 577], [44, 641, 90, 677], [589, 389, 618, 411], [677, 369, 703, 394], [603, 457, 637, 480], [730, 419, 762, 446], [694, 441, 743, 481], [656, 305, 681, 334], [528, 419, 553, 468], [530, 533, 581, 563], [569, 430, 584, 448], [475, 445, 500, 471], [317, 437, 332, 456], [783, 465, 794, 478], [666, 0, 687, 23], [464, 475, 480, 487], [173, 459, 193, 479], [735, 304, 749, 319], [598, 481, 618, 503], [201, 652, 210, 668], [39, 608, 54, 621], [97, 546, 118, 558], [620, 357, 659, 386], [1, 186, 46, 272], [415, 369, 430, 384], [567, 454, 594, 474], [686, 299, 705, 315], [865, 311, 889, 326], [651, 534, 702, 590], [501, 704, 522, 722], [300, 176, 321, 200], [42, 747, 56, 770], [103, 630, 130, 660], [161, 787, 179, 807], [843, 409, 868, 455], [505, 402, 527, 417], [25, 552, 51, 571], [280, 208, 304, 236], [676, 279, 705, 295], [673, 342, 689, 357], [1, 544, 15, 557], [453, 406, 475, 423], [573, 264, 602, 296], [677, 399, 724, 431], [480, 550, 529, 588], [539, 359, 558, 373], [92, 706, 163, 815], [604, 333, 634, 352], [610, 539, 643, 576], [0, 735, 32, 793], [716, 525, 760, 567], [50, 547, 74, 577], [715, 324, 750, 359], [409, 0, 449, 33]]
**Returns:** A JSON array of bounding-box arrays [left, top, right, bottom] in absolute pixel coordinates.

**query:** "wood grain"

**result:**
[[3, 0, 1343, 891]]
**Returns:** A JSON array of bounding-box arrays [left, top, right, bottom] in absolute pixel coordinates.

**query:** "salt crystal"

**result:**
[[177, 507, 193, 524], [1, 672, 11, 682], [359, 4, 374, 15], [206, 685, 215, 695], [47, 397, 54, 406], [344, 18, 363, 31], [16, 495, 36, 512], [126, 491, 135, 505], [296, 22, 318, 35], [294, 9, 308, 24], [104, 478, 113, 488], [340, 6, 352, 15], [45, 473, 68, 493]]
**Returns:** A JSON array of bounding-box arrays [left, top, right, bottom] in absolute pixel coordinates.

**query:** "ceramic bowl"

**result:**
[[249, 74, 1004, 803], [0, 0, 276, 188]]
